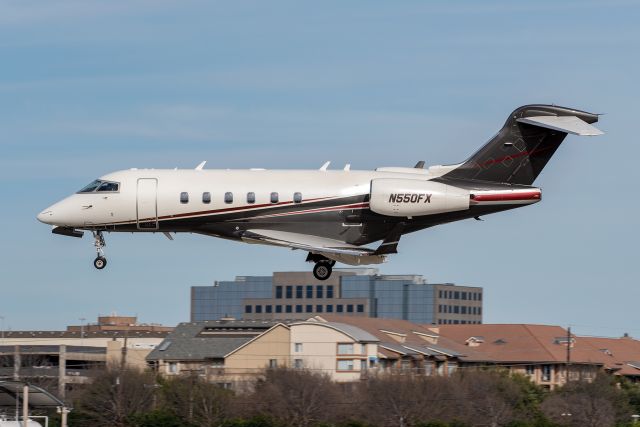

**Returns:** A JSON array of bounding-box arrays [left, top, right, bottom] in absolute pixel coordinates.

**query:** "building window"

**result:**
[[275, 305, 282, 313], [294, 359, 304, 369], [306, 305, 313, 313], [347, 304, 354, 313], [275, 286, 283, 299], [270, 192, 279, 203], [296, 285, 303, 299], [294, 192, 302, 203], [285, 305, 292, 313], [337, 343, 354, 355], [461, 306, 467, 314], [479, 293, 482, 301], [316, 305, 323, 313], [337, 305, 344, 313], [337, 360, 355, 371], [356, 304, 364, 313], [478, 307, 482, 315], [269, 359, 278, 368], [526, 365, 535, 375], [327, 285, 334, 299], [247, 192, 255, 204], [326, 305, 333, 313], [295, 343, 303, 352], [454, 291, 460, 299], [202, 192, 211, 204], [462, 292, 467, 300], [180, 192, 189, 204], [286, 286, 293, 299], [454, 306, 459, 314], [295, 305, 302, 313], [306, 285, 313, 299], [168, 362, 178, 374], [224, 192, 233, 204], [266, 305, 272, 313], [316, 285, 323, 298], [255, 305, 263, 313], [542, 365, 551, 381], [245, 305, 252, 314], [439, 290, 443, 298]]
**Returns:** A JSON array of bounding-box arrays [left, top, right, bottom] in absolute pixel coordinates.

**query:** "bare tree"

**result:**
[[161, 376, 234, 427], [73, 368, 157, 427], [250, 368, 341, 427], [358, 374, 456, 427], [541, 375, 631, 427]]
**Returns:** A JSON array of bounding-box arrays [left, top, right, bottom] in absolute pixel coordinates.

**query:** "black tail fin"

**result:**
[[443, 104, 600, 185]]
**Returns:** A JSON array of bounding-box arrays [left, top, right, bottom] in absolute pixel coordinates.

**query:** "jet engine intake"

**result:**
[[369, 178, 470, 217]]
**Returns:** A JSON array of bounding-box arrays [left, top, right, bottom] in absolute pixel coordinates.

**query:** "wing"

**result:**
[[241, 229, 386, 265]]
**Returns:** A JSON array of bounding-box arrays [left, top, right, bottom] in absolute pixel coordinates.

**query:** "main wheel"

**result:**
[[313, 262, 332, 281], [93, 256, 107, 270]]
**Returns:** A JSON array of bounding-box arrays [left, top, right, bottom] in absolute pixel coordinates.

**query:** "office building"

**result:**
[[191, 269, 483, 325]]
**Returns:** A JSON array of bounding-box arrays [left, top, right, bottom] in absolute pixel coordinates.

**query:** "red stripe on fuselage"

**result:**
[[472, 191, 541, 202]]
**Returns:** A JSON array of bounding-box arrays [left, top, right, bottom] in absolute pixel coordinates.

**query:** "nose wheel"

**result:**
[[92, 231, 107, 270]]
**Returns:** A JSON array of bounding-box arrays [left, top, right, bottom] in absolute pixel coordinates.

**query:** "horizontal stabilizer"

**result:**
[[516, 115, 604, 136]]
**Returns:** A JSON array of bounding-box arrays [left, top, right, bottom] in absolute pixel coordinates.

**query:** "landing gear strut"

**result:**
[[92, 231, 107, 270], [306, 253, 335, 281]]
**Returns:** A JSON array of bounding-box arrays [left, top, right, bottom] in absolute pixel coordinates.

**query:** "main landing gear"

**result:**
[[92, 231, 107, 270], [307, 253, 336, 281]]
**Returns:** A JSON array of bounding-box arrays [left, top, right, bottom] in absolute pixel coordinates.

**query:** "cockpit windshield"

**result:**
[[77, 180, 120, 193]]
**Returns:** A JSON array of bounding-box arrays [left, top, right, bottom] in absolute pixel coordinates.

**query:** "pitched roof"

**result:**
[[314, 315, 468, 359], [576, 336, 640, 376], [291, 321, 379, 342], [436, 324, 608, 365], [146, 320, 284, 361]]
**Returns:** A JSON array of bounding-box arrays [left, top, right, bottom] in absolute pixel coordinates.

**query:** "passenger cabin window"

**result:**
[[270, 192, 279, 203], [77, 179, 120, 193], [202, 192, 211, 204], [294, 192, 302, 203], [247, 192, 255, 204], [224, 192, 233, 204], [180, 192, 189, 204]]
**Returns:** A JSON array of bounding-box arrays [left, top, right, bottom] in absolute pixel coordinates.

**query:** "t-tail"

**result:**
[[442, 104, 603, 185]]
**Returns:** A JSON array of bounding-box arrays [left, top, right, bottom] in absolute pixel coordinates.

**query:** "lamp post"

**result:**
[[79, 317, 86, 346]]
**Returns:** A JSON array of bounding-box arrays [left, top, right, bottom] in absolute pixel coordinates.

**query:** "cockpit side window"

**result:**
[[77, 180, 102, 193], [77, 180, 120, 193], [97, 181, 119, 192]]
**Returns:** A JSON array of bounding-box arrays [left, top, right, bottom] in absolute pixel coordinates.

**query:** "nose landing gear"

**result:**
[[92, 231, 107, 270]]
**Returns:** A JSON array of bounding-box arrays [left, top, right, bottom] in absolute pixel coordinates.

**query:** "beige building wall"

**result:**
[[290, 323, 376, 382], [1, 336, 164, 348], [224, 324, 291, 379]]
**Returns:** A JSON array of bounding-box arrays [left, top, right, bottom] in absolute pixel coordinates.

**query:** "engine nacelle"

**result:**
[[370, 178, 470, 217]]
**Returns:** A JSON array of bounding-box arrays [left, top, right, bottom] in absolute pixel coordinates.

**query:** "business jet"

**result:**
[[37, 104, 603, 280]]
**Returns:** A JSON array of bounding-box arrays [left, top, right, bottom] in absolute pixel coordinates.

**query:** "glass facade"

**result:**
[[191, 271, 482, 324]]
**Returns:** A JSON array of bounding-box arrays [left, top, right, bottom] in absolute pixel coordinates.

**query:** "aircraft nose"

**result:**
[[37, 208, 54, 224]]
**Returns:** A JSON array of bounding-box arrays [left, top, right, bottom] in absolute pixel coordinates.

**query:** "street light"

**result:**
[[79, 317, 86, 346], [0, 315, 5, 344]]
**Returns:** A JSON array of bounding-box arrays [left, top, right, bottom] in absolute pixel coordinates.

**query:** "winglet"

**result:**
[[319, 161, 331, 171], [195, 161, 207, 170]]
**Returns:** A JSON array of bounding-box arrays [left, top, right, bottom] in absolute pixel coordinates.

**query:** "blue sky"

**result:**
[[0, 0, 638, 335]]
